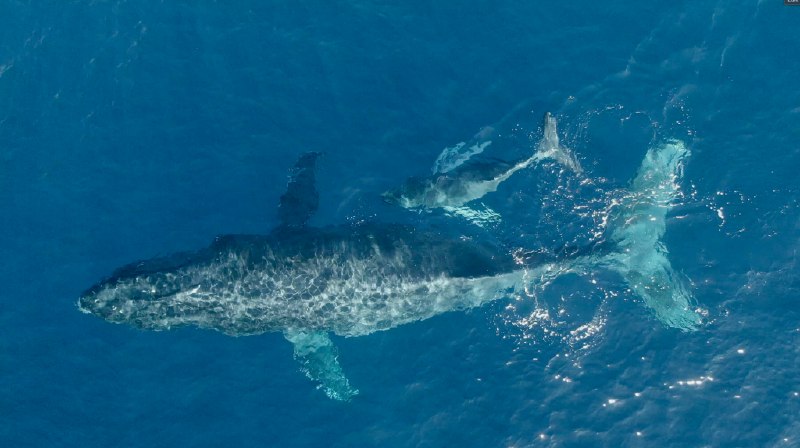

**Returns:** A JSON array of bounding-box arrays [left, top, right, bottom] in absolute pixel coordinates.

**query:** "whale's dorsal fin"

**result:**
[[278, 152, 321, 228], [284, 329, 358, 401], [534, 112, 583, 174], [542, 112, 560, 149]]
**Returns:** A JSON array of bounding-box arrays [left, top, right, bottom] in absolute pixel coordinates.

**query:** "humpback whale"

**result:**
[[79, 142, 700, 400], [382, 112, 582, 211]]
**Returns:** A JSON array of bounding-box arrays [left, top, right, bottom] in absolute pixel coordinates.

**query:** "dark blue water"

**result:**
[[2, 1, 799, 446]]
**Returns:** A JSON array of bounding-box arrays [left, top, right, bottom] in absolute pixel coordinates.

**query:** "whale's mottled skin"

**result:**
[[79, 141, 700, 400], [78, 224, 527, 338]]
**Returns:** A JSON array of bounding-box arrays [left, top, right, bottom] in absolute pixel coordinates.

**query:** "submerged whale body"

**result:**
[[382, 112, 582, 211], [79, 141, 701, 400]]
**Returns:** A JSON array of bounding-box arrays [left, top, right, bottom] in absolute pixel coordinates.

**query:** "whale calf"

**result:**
[[79, 143, 700, 400], [382, 112, 582, 211]]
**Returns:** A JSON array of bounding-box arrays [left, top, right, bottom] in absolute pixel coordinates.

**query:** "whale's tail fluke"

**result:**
[[603, 139, 700, 330], [532, 113, 583, 174]]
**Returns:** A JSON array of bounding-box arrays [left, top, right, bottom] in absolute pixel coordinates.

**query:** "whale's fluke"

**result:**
[[533, 113, 583, 174], [284, 329, 358, 401], [278, 152, 322, 228], [606, 139, 700, 330]]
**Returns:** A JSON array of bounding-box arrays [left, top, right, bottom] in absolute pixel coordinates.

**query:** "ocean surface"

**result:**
[[2, 1, 799, 447]]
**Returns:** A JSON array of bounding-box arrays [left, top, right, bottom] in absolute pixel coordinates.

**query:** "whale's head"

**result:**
[[78, 251, 206, 328], [79, 275, 168, 325]]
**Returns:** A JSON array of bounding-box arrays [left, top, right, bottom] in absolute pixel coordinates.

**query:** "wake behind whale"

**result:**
[[79, 142, 700, 400]]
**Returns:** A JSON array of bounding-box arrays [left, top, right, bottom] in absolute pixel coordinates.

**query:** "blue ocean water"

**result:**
[[1, 1, 799, 446]]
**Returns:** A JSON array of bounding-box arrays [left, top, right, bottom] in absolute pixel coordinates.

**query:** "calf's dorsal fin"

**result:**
[[534, 112, 583, 174], [277, 152, 321, 228]]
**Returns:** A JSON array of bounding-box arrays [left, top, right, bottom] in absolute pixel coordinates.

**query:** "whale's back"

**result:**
[[79, 223, 519, 337]]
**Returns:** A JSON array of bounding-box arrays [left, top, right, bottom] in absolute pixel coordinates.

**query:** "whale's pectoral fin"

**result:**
[[277, 152, 321, 228], [284, 330, 358, 401]]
